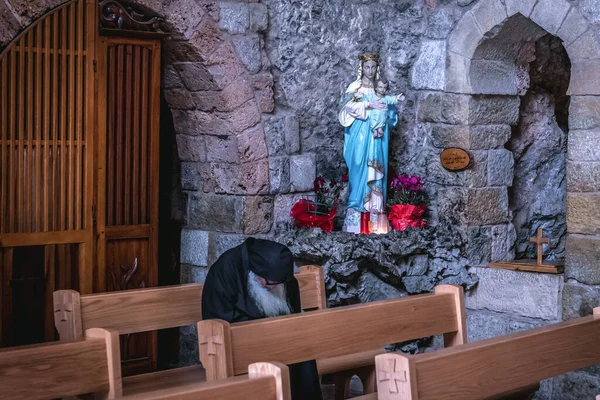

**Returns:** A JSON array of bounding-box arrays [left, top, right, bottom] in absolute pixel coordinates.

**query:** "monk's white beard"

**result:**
[[247, 271, 292, 317]]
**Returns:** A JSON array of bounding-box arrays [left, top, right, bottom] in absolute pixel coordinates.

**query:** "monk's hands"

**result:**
[[368, 100, 386, 110]]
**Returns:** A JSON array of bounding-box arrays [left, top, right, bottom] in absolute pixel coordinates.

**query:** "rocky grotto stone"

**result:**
[[411, 40, 446, 90], [565, 234, 600, 285]]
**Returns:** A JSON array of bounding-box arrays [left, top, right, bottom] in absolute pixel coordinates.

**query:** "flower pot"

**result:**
[[388, 204, 426, 231], [290, 199, 336, 232]]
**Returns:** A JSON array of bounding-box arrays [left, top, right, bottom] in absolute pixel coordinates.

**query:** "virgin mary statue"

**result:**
[[338, 53, 399, 232]]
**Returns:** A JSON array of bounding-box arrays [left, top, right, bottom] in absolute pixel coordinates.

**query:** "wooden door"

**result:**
[[96, 36, 161, 375], [0, 0, 96, 347]]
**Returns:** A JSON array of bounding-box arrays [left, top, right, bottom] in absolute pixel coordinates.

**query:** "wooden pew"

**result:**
[[122, 362, 291, 400], [373, 308, 600, 400], [197, 285, 467, 394], [53, 265, 377, 397], [0, 328, 120, 400]]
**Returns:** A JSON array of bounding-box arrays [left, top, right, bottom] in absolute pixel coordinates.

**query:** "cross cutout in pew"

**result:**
[[199, 335, 224, 356], [378, 359, 406, 393], [529, 228, 550, 266]]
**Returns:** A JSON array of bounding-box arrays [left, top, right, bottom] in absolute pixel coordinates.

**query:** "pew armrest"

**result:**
[[316, 348, 386, 375]]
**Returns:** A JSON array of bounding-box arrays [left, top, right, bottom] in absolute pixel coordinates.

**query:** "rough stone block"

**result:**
[[162, 0, 207, 40], [569, 96, 600, 129], [469, 96, 520, 125], [207, 233, 246, 266], [470, 60, 517, 95], [530, 0, 571, 34], [505, 0, 537, 17], [249, 3, 268, 32], [212, 160, 269, 195], [427, 155, 468, 186], [188, 14, 222, 61], [176, 135, 206, 162], [206, 42, 246, 90], [436, 187, 468, 226], [252, 72, 275, 113], [180, 264, 209, 284], [186, 193, 244, 232], [566, 30, 600, 61], [0, 2, 22, 48], [290, 154, 316, 192], [219, 2, 249, 34], [173, 62, 219, 91], [565, 234, 600, 285], [172, 109, 233, 136], [216, 100, 261, 134], [491, 223, 516, 262], [467, 187, 509, 225], [557, 7, 589, 47], [237, 125, 268, 163], [551, 372, 600, 400], [164, 89, 196, 110], [466, 310, 510, 342], [448, 12, 482, 58], [180, 229, 209, 266], [162, 65, 183, 90], [567, 61, 600, 96], [430, 124, 470, 148], [263, 116, 286, 157], [194, 78, 255, 113], [181, 162, 201, 190], [467, 226, 492, 266], [272, 194, 304, 227], [470, 0, 507, 34], [487, 149, 514, 186], [563, 281, 600, 320], [242, 196, 274, 234], [567, 161, 600, 192], [417, 92, 443, 122], [411, 40, 446, 90], [580, 0, 600, 25], [232, 34, 262, 73], [269, 157, 291, 194], [285, 116, 301, 155], [468, 150, 488, 188], [441, 94, 470, 124], [205, 135, 239, 163], [568, 129, 600, 161], [446, 52, 472, 94], [567, 193, 600, 234], [470, 124, 512, 149], [465, 267, 562, 320]]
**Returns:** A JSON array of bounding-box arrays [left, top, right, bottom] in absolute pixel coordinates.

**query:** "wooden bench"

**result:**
[[197, 285, 467, 397], [122, 362, 291, 400], [53, 265, 380, 398], [372, 308, 600, 400], [0, 327, 120, 400]]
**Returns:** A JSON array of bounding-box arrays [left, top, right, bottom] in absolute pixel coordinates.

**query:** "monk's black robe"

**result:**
[[201, 238, 323, 400]]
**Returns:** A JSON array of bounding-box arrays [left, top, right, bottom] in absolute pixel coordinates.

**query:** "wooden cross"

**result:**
[[198, 335, 224, 356], [530, 228, 550, 266], [378, 359, 406, 393]]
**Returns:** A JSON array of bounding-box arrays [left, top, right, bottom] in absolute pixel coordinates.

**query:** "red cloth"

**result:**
[[388, 204, 426, 231], [290, 199, 336, 232]]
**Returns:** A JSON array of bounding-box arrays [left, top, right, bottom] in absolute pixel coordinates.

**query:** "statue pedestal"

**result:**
[[343, 208, 361, 234]]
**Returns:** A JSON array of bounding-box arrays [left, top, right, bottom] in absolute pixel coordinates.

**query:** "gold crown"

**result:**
[[358, 53, 379, 62]]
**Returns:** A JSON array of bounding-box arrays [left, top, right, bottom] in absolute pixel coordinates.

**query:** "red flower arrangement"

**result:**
[[387, 173, 427, 231], [291, 175, 347, 232]]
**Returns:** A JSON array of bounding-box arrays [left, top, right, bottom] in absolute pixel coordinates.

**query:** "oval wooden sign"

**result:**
[[440, 148, 471, 171]]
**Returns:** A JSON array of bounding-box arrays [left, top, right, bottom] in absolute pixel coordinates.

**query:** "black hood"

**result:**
[[245, 238, 294, 284]]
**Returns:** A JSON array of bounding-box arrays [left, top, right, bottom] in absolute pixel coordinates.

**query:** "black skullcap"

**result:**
[[245, 238, 294, 284]]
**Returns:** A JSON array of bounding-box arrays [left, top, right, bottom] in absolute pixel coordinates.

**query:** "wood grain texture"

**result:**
[[434, 285, 466, 347], [297, 265, 326, 310], [197, 319, 233, 381], [375, 353, 417, 400], [122, 364, 206, 396], [412, 315, 600, 399], [249, 361, 291, 400], [53, 289, 82, 341], [121, 375, 277, 400], [225, 292, 458, 375], [0, 335, 110, 399], [317, 347, 386, 375], [86, 327, 123, 398]]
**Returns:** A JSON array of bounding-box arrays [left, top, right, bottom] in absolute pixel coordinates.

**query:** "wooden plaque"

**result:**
[[440, 148, 471, 171]]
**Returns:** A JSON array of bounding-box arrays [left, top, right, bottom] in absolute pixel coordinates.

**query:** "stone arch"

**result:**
[[445, 0, 600, 96], [443, 0, 600, 283]]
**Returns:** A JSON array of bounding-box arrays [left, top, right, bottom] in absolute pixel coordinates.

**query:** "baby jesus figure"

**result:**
[[355, 79, 405, 138]]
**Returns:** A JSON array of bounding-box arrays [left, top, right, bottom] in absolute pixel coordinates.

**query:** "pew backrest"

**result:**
[[122, 361, 290, 400], [198, 284, 467, 380], [54, 265, 324, 341], [0, 327, 121, 400], [374, 307, 600, 400]]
